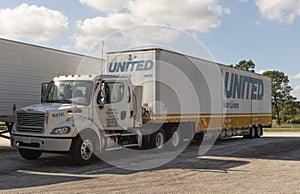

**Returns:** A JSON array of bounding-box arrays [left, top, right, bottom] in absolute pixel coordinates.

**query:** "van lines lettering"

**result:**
[[224, 72, 264, 100], [108, 60, 153, 72]]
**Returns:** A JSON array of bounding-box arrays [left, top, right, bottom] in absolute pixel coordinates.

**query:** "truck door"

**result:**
[[95, 80, 134, 130]]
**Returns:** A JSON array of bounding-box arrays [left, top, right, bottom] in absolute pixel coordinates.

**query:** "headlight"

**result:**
[[51, 126, 71, 134]]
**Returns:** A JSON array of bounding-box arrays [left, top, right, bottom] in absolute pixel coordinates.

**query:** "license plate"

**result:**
[[22, 137, 32, 144]]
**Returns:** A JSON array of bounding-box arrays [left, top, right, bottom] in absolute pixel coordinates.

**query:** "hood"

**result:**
[[17, 103, 73, 113]]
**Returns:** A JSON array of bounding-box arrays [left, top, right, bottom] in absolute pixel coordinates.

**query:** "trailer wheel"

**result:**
[[170, 129, 181, 149], [249, 126, 255, 139], [243, 127, 255, 139], [19, 148, 42, 160], [260, 126, 264, 136], [255, 126, 262, 138], [71, 131, 97, 165], [151, 129, 166, 150]]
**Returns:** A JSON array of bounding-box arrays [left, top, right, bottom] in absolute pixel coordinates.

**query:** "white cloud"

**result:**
[[291, 84, 300, 100], [291, 72, 300, 79], [0, 3, 68, 42], [75, 0, 230, 50], [288, 72, 300, 100], [256, 21, 262, 26], [129, 0, 230, 32], [73, 23, 181, 53], [257, 69, 266, 74], [256, 0, 300, 24], [72, 13, 146, 50], [79, 0, 130, 12]]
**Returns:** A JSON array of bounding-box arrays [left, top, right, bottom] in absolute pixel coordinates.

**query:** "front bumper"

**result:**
[[11, 134, 72, 152]]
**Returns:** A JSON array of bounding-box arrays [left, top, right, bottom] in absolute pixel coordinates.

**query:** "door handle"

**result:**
[[130, 110, 134, 118]]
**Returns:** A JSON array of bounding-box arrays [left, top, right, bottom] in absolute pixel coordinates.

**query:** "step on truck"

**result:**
[[10, 48, 272, 164]]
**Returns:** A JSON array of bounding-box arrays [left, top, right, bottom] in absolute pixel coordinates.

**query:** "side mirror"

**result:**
[[97, 82, 106, 108], [41, 81, 52, 102]]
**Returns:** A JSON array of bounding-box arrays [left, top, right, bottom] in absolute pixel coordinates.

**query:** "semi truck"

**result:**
[[0, 38, 103, 139], [10, 48, 272, 164]]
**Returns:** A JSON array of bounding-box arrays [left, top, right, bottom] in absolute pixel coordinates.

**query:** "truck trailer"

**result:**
[[10, 48, 272, 164], [0, 38, 103, 139]]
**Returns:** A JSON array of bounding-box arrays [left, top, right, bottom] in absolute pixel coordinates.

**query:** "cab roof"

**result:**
[[53, 74, 127, 81]]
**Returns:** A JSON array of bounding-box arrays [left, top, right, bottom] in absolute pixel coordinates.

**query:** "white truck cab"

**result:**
[[11, 74, 144, 164]]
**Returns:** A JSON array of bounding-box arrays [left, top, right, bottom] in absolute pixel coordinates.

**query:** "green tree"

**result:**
[[280, 101, 298, 123], [232, 60, 256, 72], [263, 70, 296, 124]]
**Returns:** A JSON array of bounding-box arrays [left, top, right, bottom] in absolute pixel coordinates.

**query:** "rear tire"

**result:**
[[150, 129, 166, 150], [243, 127, 255, 139], [249, 126, 255, 139], [255, 125, 262, 138], [260, 126, 264, 136], [171, 130, 180, 147], [169, 128, 182, 150], [19, 148, 42, 160]]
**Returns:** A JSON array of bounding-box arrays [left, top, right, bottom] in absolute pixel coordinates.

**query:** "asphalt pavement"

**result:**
[[0, 132, 299, 193]]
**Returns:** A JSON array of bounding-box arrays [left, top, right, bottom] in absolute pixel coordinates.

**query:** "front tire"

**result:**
[[71, 132, 97, 165], [19, 148, 42, 160]]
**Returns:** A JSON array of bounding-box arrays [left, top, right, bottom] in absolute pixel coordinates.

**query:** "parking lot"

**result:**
[[0, 131, 300, 193]]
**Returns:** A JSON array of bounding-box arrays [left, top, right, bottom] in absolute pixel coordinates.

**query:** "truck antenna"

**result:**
[[100, 41, 104, 76]]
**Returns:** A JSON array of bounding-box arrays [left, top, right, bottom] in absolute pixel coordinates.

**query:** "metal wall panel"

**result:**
[[0, 38, 103, 120]]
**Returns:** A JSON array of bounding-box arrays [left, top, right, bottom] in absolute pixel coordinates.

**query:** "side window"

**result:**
[[106, 82, 124, 103]]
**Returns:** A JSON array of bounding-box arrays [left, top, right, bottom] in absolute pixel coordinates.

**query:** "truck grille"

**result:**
[[17, 112, 46, 133]]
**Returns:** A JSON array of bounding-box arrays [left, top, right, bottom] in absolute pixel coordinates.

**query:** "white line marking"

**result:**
[[83, 167, 117, 174]]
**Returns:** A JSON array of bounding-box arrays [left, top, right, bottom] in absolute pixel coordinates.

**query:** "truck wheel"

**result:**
[[169, 129, 182, 149], [71, 132, 97, 165], [260, 126, 264, 136], [255, 126, 262, 138], [243, 127, 255, 139], [249, 126, 255, 139], [19, 148, 42, 160], [151, 129, 166, 150]]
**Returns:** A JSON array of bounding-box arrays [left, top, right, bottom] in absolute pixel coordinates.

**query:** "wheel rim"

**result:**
[[171, 131, 180, 147], [80, 139, 93, 160], [155, 132, 165, 149]]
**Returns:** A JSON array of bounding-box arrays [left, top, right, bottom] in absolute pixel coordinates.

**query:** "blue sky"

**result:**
[[0, 0, 300, 99]]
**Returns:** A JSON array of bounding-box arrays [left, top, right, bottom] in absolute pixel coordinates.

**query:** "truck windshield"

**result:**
[[42, 81, 94, 105]]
